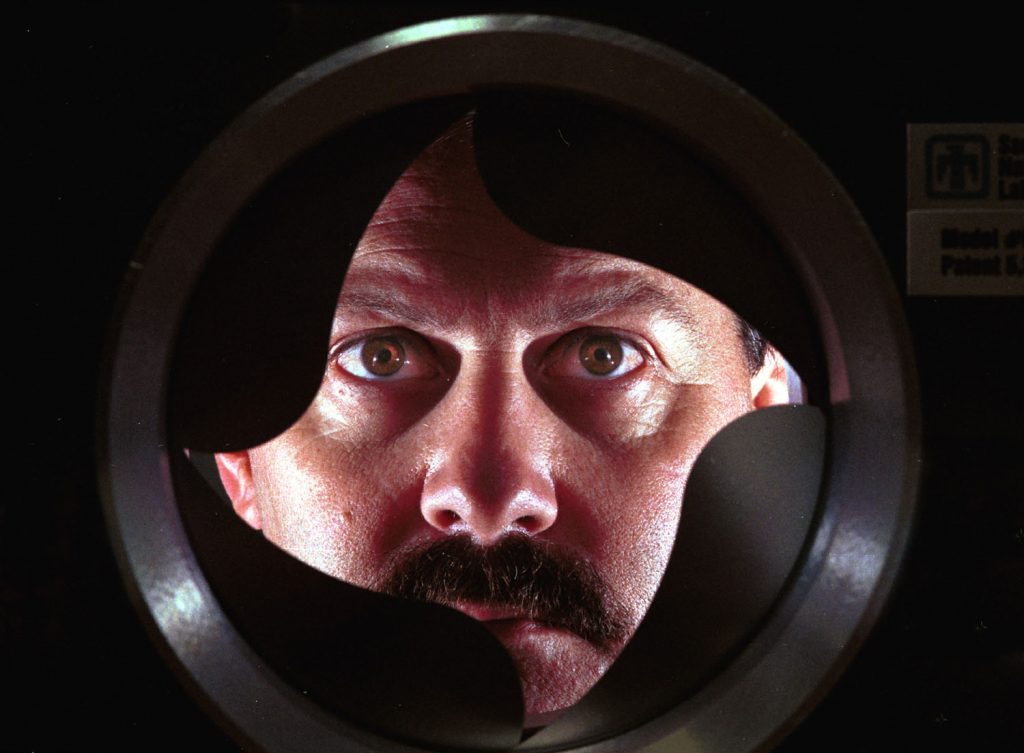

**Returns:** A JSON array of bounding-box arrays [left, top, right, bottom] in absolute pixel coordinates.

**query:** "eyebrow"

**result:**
[[334, 289, 454, 331], [553, 278, 702, 333], [336, 276, 704, 338]]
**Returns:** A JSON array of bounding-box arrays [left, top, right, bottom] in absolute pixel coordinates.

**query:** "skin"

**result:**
[[215, 119, 790, 726]]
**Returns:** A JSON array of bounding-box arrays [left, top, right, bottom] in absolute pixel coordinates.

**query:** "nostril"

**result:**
[[439, 509, 461, 526], [515, 515, 540, 533]]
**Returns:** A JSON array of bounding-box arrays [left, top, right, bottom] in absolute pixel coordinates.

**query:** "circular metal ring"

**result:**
[[100, 14, 919, 753]]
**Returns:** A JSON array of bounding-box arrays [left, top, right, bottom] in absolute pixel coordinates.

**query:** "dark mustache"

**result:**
[[373, 534, 630, 651]]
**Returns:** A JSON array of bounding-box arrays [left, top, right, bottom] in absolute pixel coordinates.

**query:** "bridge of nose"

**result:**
[[418, 348, 560, 543]]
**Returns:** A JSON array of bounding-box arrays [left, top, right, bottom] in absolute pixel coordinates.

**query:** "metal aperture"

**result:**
[[100, 15, 919, 753]]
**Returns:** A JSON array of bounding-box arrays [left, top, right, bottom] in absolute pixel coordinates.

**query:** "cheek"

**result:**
[[540, 359, 752, 449], [553, 447, 687, 621], [543, 378, 679, 445], [552, 384, 752, 616], [316, 377, 433, 445], [248, 394, 427, 587]]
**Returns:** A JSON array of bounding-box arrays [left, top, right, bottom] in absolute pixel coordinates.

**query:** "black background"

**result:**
[[9, 4, 1022, 752]]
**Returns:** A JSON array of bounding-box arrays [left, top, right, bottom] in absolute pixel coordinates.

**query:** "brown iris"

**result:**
[[361, 337, 405, 377], [579, 335, 623, 376]]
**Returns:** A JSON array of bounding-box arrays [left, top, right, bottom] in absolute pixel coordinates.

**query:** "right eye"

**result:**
[[334, 333, 440, 381]]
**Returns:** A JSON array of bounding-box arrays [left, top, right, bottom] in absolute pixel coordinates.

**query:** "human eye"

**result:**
[[542, 330, 647, 380], [332, 331, 440, 381]]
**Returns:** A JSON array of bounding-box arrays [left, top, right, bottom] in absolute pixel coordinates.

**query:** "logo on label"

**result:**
[[926, 134, 990, 198]]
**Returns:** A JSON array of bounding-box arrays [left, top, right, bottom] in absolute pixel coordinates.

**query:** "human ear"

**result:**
[[214, 452, 262, 530], [750, 346, 791, 408]]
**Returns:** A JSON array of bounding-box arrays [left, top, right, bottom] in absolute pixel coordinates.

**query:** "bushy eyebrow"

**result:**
[[334, 276, 703, 335], [334, 289, 453, 332]]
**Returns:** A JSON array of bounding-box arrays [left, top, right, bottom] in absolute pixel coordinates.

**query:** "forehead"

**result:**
[[342, 119, 728, 334]]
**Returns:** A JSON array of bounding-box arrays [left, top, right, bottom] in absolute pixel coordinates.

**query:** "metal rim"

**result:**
[[99, 14, 919, 753]]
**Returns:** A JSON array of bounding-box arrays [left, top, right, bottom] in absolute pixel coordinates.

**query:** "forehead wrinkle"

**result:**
[[364, 204, 488, 232], [334, 289, 455, 333], [362, 165, 503, 234], [341, 247, 712, 342], [337, 264, 468, 333], [347, 246, 432, 277], [358, 242, 551, 267], [541, 267, 708, 337]]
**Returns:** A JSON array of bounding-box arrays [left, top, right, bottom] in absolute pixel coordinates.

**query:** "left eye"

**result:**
[[334, 334, 439, 381], [543, 332, 646, 380]]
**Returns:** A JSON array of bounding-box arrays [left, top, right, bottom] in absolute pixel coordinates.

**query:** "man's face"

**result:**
[[215, 122, 787, 724]]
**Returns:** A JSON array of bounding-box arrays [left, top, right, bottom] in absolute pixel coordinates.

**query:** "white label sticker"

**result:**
[[908, 124, 1023, 296], [907, 211, 1024, 296]]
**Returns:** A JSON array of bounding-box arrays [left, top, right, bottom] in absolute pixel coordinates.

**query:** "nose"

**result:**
[[420, 366, 558, 544]]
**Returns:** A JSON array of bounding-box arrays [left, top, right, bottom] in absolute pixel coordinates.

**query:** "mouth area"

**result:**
[[450, 602, 572, 643], [453, 602, 541, 624], [372, 533, 631, 651], [454, 602, 552, 626], [372, 534, 632, 724]]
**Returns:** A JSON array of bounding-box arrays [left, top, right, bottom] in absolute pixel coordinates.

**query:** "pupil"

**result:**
[[580, 336, 621, 375], [361, 337, 404, 376]]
